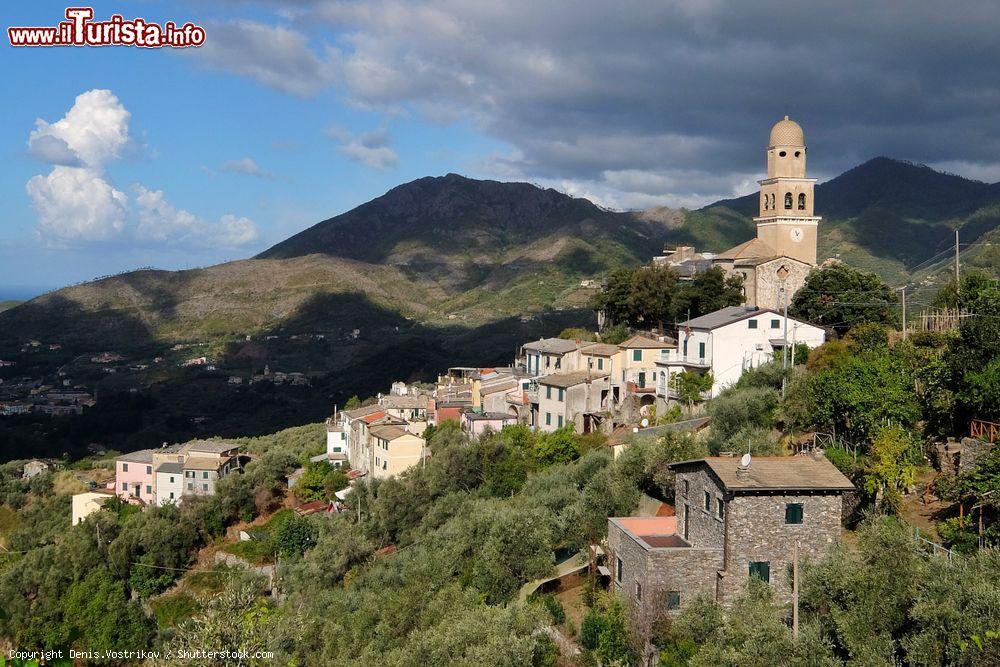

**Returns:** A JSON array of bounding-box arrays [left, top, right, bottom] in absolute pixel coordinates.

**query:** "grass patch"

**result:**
[[151, 591, 199, 627], [221, 509, 296, 565], [185, 564, 237, 595]]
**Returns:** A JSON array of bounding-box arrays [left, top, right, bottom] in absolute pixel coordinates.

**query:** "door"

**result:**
[[638, 372, 646, 388]]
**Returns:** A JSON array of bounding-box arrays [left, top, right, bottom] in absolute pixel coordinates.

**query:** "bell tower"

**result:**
[[754, 116, 820, 265]]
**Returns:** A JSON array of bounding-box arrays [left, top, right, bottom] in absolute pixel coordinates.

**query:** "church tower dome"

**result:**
[[769, 116, 804, 148]]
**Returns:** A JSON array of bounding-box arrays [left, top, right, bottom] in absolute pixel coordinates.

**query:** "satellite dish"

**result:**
[[740, 452, 752, 468], [640, 418, 650, 428]]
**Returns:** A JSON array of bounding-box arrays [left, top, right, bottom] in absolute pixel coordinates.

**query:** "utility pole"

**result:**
[[901, 286, 907, 340], [955, 229, 961, 295], [792, 540, 799, 640]]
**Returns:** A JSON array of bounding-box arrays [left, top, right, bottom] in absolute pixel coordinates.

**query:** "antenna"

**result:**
[[640, 418, 649, 428], [739, 452, 752, 469]]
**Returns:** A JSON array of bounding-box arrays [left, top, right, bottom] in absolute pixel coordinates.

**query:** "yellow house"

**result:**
[[617, 335, 675, 392], [370, 425, 426, 478]]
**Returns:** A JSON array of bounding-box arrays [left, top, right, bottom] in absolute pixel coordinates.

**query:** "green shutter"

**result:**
[[633, 349, 641, 361], [749, 561, 770, 582], [785, 503, 804, 524]]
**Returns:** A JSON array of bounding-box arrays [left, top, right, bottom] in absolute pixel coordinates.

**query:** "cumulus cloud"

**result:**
[[327, 125, 399, 170], [135, 186, 259, 247], [26, 167, 129, 244], [191, 20, 338, 97], [26, 90, 258, 248], [195, 0, 1000, 204], [28, 89, 131, 168], [219, 157, 274, 179]]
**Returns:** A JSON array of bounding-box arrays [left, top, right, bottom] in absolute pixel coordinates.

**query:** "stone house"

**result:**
[[607, 453, 853, 652]]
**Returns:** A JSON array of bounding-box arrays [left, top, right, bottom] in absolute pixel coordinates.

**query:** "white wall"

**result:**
[[156, 471, 185, 506]]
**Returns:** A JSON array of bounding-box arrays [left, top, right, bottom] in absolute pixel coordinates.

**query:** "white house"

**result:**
[[326, 419, 349, 467], [656, 306, 825, 399], [521, 338, 582, 377], [154, 462, 185, 505]]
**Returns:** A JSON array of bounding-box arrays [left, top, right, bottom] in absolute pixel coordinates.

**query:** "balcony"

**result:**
[[659, 350, 711, 368]]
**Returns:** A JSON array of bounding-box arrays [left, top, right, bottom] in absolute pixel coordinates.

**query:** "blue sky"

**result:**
[[3, 1, 1000, 294]]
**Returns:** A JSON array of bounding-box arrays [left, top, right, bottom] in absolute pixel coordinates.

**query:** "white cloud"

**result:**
[[26, 166, 129, 244], [219, 157, 274, 179], [25, 90, 259, 249], [28, 89, 130, 168], [191, 20, 338, 97], [135, 186, 259, 247], [327, 126, 399, 170]]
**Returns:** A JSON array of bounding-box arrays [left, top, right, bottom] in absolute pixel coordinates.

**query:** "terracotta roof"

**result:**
[[668, 455, 855, 492], [655, 503, 676, 517], [715, 237, 776, 261], [360, 410, 388, 424], [343, 404, 384, 420], [619, 335, 673, 349], [537, 370, 609, 388], [295, 500, 329, 515]]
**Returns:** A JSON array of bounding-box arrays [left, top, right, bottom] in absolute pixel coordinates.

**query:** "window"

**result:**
[[749, 561, 771, 582], [717, 497, 725, 520], [635, 582, 642, 600], [748, 319, 758, 329], [202, 471, 209, 479], [769, 193, 775, 209], [597, 358, 604, 370], [122, 463, 128, 472], [704, 490, 711, 511], [682, 480, 689, 497], [121, 482, 127, 491], [546, 386, 552, 400], [683, 338, 688, 356], [698, 342, 705, 359], [545, 412, 552, 426], [169, 476, 174, 483], [333, 446, 342, 453], [779, 150, 787, 157], [798, 193, 806, 210], [558, 388, 564, 401], [638, 372, 645, 388], [169, 492, 174, 500], [784, 192, 792, 209], [557, 415, 564, 428], [146, 485, 152, 494], [771, 319, 781, 329], [187, 483, 193, 490], [785, 503, 804, 524], [666, 591, 681, 610], [632, 349, 642, 362], [763, 194, 769, 211], [555, 358, 561, 369], [146, 465, 152, 475], [616, 557, 623, 583], [794, 150, 801, 157], [202, 483, 209, 491]]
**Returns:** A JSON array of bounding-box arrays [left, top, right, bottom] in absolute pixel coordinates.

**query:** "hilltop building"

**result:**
[[660, 117, 821, 310]]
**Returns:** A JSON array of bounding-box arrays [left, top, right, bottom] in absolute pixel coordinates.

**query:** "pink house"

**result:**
[[115, 449, 157, 502], [462, 411, 517, 437]]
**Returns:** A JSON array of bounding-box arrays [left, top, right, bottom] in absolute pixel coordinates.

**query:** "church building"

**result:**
[[713, 116, 820, 309], [657, 117, 820, 310]]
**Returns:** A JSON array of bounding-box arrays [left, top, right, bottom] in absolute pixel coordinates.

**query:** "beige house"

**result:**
[[534, 370, 611, 434], [370, 425, 426, 478], [72, 489, 116, 525]]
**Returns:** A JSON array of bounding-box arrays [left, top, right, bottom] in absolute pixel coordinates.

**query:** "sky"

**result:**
[[2, 1, 1000, 294]]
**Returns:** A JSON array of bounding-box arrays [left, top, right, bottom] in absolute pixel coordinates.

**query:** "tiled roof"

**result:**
[[619, 334, 674, 349], [343, 404, 384, 419], [183, 456, 225, 471], [184, 439, 239, 454], [369, 424, 414, 441], [360, 410, 388, 424], [537, 370, 609, 388], [677, 306, 779, 330], [580, 343, 619, 356], [117, 449, 157, 463], [379, 395, 429, 409], [521, 338, 579, 355], [668, 455, 855, 492], [715, 237, 776, 261], [155, 462, 183, 474]]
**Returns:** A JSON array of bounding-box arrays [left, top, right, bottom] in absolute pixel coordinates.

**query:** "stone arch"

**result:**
[[784, 192, 793, 209], [798, 193, 806, 210]]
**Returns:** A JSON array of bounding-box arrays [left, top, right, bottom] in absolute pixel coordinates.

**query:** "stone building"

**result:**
[[607, 452, 853, 653], [658, 117, 822, 310]]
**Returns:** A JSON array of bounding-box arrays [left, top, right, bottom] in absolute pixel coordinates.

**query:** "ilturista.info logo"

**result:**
[[8, 7, 206, 48]]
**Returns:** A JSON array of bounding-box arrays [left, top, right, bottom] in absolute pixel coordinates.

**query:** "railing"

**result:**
[[661, 352, 711, 368], [914, 528, 962, 562], [971, 419, 1000, 443]]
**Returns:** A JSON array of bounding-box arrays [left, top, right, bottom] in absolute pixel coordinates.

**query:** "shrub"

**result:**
[[540, 594, 565, 624]]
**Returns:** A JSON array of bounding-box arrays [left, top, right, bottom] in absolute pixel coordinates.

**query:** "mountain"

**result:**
[[679, 157, 1000, 284], [2, 162, 998, 458]]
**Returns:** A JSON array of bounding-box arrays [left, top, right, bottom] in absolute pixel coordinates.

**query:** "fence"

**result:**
[[918, 307, 969, 332], [971, 419, 1000, 443]]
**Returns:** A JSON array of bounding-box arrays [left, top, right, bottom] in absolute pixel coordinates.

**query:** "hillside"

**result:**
[[678, 157, 1000, 284]]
